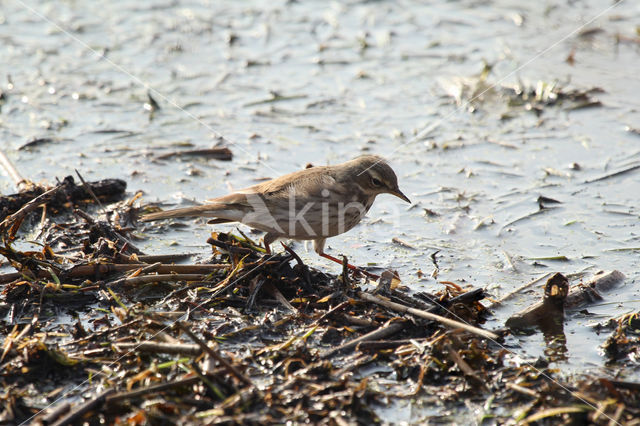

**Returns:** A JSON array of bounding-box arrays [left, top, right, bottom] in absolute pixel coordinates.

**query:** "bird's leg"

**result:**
[[317, 252, 380, 280], [313, 238, 379, 279], [318, 252, 379, 280], [263, 232, 279, 255]]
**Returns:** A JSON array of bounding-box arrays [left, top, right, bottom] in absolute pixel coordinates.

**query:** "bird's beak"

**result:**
[[391, 188, 411, 203]]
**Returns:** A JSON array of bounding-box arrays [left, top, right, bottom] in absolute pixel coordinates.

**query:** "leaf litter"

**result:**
[[0, 174, 637, 425], [439, 63, 604, 118]]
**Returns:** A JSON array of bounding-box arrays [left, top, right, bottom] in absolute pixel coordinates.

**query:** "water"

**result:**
[[1, 0, 640, 420]]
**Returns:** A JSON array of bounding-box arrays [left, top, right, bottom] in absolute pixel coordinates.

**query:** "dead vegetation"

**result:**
[[0, 171, 637, 425]]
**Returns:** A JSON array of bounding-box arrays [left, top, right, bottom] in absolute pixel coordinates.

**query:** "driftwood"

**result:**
[[50, 389, 115, 426], [505, 273, 569, 331], [565, 270, 625, 309], [107, 273, 207, 287], [114, 252, 195, 264], [355, 340, 413, 351], [0, 263, 229, 284], [113, 341, 202, 356], [358, 291, 499, 340], [445, 340, 488, 390], [505, 270, 625, 331], [0, 149, 28, 192], [36, 402, 71, 426], [155, 147, 233, 161], [106, 376, 202, 405], [0, 175, 126, 222], [320, 319, 407, 359], [0, 185, 64, 232]]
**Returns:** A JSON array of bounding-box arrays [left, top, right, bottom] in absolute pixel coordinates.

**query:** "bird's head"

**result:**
[[349, 155, 411, 203]]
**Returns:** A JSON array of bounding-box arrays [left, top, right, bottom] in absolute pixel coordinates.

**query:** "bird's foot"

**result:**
[[319, 252, 380, 280]]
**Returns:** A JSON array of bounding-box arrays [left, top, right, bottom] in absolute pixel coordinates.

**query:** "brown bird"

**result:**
[[141, 155, 410, 270]]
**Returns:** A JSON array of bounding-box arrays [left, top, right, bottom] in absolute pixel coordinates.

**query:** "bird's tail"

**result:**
[[140, 205, 227, 222]]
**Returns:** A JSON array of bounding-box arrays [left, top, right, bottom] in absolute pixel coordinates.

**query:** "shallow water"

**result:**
[[1, 0, 640, 420]]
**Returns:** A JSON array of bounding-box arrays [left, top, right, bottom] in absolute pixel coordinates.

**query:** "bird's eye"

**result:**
[[370, 177, 383, 187]]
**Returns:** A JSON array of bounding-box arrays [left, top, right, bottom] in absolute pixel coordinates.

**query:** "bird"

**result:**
[[141, 155, 410, 271]]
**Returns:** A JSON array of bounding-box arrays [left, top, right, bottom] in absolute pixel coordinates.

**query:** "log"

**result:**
[[0, 175, 126, 222], [505, 271, 625, 331], [505, 273, 568, 331]]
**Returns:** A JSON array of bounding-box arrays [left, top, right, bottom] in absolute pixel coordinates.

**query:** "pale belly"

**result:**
[[240, 199, 374, 240]]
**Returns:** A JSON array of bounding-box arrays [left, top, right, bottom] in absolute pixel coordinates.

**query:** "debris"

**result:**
[[155, 147, 233, 161], [391, 236, 415, 249], [505, 273, 569, 331], [358, 291, 498, 340], [0, 175, 635, 424], [505, 271, 625, 331], [583, 164, 640, 184]]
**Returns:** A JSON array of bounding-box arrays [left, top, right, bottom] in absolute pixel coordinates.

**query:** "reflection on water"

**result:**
[[1, 1, 639, 419]]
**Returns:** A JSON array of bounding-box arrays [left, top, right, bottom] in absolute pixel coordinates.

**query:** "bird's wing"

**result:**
[[226, 166, 342, 201], [207, 191, 253, 206], [200, 166, 347, 236]]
